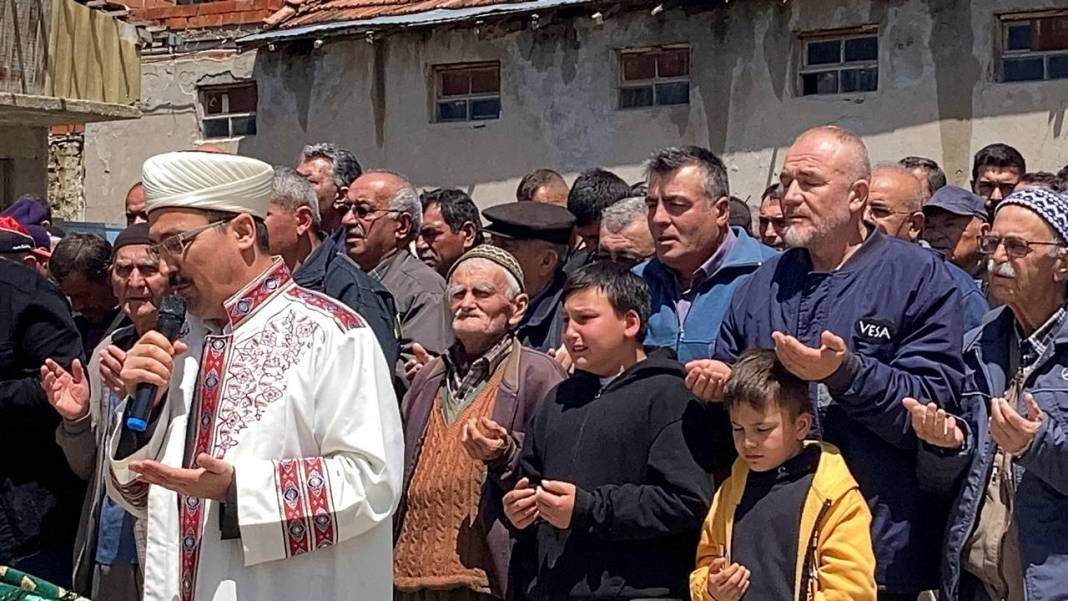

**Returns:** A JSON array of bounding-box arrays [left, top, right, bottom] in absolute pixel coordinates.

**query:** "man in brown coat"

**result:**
[[395, 245, 566, 601]]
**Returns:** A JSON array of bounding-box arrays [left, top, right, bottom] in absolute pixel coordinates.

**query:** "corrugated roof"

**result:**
[[245, 0, 592, 43], [265, 0, 533, 30]]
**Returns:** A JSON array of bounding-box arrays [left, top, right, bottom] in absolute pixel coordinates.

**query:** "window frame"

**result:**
[[616, 45, 691, 110], [797, 27, 880, 97], [431, 61, 502, 124], [996, 10, 1068, 83], [198, 83, 258, 141]]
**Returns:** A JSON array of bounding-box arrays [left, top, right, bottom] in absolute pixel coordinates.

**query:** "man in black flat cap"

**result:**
[[483, 202, 575, 352]]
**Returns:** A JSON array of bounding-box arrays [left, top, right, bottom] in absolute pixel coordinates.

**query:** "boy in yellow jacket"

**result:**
[[690, 349, 876, 601]]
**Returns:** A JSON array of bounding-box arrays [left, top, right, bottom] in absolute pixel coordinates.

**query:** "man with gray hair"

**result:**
[[344, 169, 452, 386], [596, 196, 655, 268], [395, 245, 566, 601], [266, 166, 400, 370], [710, 125, 966, 600], [899, 156, 947, 202], [635, 145, 776, 482], [296, 142, 363, 235]]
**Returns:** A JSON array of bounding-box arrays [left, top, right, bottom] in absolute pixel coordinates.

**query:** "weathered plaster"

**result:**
[[82, 0, 1068, 222]]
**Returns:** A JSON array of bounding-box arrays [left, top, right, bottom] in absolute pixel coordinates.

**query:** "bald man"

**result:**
[[869, 166, 989, 332], [124, 183, 146, 225], [866, 165, 925, 242], [709, 126, 965, 600]]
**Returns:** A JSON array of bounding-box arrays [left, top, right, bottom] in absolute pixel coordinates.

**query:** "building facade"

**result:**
[[81, 0, 1068, 223]]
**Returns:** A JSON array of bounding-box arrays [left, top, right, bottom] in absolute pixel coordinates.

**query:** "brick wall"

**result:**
[[127, 0, 284, 31]]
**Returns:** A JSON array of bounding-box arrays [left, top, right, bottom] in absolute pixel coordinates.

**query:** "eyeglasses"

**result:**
[[592, 250, 653, 268], [125, 211, 148, 224], [149, 219, 230, 260], [332, 199, 401, 220], [866, 204, 915, 220], [975, 181, 1017, 199], [978, 234, 1065, 258]]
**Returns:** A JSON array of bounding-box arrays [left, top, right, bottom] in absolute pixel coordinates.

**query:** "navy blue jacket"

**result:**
[[636, 227, 777, 364], [918, 306, 1068, 601], [293, 235, 400, 368], [715, 228, 966, 593]]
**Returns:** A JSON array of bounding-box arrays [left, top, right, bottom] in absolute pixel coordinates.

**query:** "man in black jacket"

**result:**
[[265, 166, 400, 369], [503, 262, 714, 600], [0, 220, 86, 585]]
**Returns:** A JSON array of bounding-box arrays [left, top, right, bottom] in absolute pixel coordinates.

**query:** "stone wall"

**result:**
[[47, 127, 86, 220]]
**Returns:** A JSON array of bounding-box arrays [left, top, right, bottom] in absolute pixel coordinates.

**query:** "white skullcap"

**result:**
[[142, 152, 274, 219]]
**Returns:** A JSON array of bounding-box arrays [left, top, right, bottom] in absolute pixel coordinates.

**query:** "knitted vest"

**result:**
[[393, 363, 506, 594]]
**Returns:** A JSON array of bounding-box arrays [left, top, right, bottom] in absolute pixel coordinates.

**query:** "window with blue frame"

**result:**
[[798, 30, 879, 96], [999, 13, 1068, 82], [433, 62, 501, 123]]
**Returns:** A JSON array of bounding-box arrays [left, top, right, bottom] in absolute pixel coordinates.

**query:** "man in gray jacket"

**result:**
[[41, 223, 169, 600]]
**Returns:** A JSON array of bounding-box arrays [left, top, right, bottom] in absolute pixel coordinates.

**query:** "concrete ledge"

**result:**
[[0, 93, 141, 126]]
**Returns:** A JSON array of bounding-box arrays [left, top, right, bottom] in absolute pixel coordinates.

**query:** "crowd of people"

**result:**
[[1, 126, 1067, 601]]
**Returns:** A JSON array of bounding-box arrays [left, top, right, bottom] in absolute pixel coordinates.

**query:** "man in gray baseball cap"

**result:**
[[923, 185, 990, 280]]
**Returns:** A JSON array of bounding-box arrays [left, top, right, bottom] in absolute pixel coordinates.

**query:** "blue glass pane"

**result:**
[[807, 40, 841, 65], [1002, 57, 1044, 81], [655, 81, 690, 105], [619, 86, 654, 109], [202, 119, 229, 139], [231, 116, 256, 136], [801, 71, 838, 95], [841, 67, 878, 92], [470, 97, 501, 120], [1048, 54, 1068, 79], [844, 36, 878, 62], [436, 101, 467, 122], [1007, 23, 1033, 51]]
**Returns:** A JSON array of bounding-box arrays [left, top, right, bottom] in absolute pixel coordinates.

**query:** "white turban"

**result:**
[[142, 151, 274, 219]]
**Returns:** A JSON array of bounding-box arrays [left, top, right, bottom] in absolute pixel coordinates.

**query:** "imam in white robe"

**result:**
[[107, 259, 403, 601]]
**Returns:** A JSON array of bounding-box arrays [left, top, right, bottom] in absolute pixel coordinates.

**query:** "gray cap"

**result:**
[[923, 185, 987, 221]]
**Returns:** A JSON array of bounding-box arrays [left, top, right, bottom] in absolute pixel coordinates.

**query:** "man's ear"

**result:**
[[231, 213, 258, 251], [508, 293, 530, 327], [394, 212, 413, 241], [908, 212, 926, 242], [979, 221, 992, 236], [294, 206, 316, 236], [461, 222, 480, 249], [848, 179, 870, 214], [1054, 248, 1068, 283], [712, 196, 730, 227]]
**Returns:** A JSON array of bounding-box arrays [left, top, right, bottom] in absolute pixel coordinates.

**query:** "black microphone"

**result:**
[[125, 294, 187, 432]]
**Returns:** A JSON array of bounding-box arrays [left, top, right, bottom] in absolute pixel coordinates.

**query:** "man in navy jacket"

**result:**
[[703, 126, 966, 600]]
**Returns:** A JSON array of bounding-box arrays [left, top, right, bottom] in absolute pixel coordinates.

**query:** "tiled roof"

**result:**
[[265, 0, 533, 30]]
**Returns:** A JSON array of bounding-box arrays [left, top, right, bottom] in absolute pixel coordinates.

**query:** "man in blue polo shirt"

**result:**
[[703, 126, 966, 601]]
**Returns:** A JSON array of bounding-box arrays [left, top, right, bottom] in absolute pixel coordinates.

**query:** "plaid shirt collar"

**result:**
[[443, 334, 514, 401], [1016, 307, 1067, 370]]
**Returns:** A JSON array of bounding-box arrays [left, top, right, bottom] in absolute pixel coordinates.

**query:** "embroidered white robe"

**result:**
[[106, 260, 403, 601]]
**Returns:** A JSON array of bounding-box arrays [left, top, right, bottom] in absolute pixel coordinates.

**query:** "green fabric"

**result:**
[[0, 567, 87, 601]]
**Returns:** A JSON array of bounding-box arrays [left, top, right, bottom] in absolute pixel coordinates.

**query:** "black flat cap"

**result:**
[[482, 202, 575, 246]]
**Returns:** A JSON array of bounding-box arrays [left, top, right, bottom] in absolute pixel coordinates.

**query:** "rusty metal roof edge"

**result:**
[[236, 0, 597, 46]]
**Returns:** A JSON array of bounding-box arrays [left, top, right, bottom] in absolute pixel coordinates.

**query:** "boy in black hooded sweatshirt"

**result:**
[[503, 261, 715, 601]]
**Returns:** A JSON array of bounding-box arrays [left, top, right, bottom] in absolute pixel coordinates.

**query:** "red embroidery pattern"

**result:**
[[179, 336, 229, 601], [286, 287, 365, 331], [275, 459, 312, 557], [301, 458, 337, 550], [226, 262, 292, 328], [213, 312, 317, 454]]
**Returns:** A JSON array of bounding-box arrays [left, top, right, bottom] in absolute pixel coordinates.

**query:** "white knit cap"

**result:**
[[142, 151, 274, 219]]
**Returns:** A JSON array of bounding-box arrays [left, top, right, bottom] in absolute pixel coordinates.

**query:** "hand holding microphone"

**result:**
[[121, 295, 187, 432]]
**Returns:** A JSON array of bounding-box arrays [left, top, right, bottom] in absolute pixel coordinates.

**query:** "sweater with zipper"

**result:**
[[516, 349, 716, 600], [690, 442, 876, 601]]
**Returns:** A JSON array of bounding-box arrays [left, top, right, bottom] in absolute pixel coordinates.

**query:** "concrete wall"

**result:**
[[0, 126, 48, 209], [83, 0, 1068, 222]]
